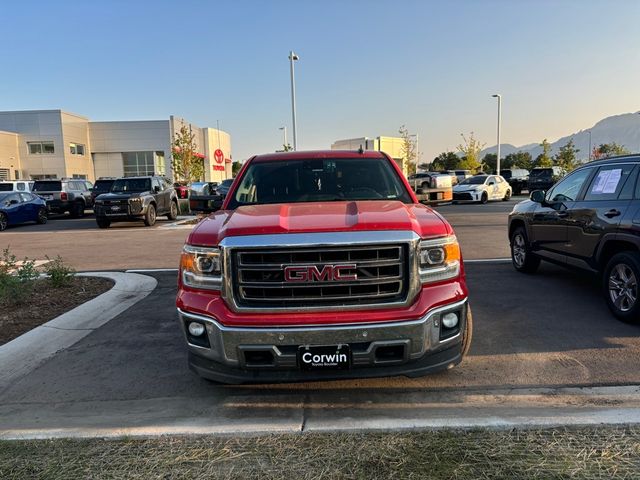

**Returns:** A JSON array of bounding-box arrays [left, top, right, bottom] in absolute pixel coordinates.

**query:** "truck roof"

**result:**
[[251, 150, 387, 163]]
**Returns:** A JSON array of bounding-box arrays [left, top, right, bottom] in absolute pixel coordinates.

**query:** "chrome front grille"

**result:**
[[231, 244, 408, 308]]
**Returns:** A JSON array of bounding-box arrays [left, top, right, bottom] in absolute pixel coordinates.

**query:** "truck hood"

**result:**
[[188, 201, 452, 246]]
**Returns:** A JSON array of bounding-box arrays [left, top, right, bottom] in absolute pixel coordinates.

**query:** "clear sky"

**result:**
[[2, 0, 639, 163]]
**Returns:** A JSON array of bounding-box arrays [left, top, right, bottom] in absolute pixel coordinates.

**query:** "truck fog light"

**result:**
[[188, 322, 206, 337], [442, 312, 459, 329]]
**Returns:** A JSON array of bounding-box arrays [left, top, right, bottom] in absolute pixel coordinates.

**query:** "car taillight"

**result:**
[[60, 192, 68, 201]]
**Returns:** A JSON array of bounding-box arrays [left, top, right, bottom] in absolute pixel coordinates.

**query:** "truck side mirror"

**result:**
[[189, 194, 225, 213]]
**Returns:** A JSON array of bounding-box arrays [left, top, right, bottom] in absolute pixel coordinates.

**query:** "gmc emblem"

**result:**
[[284, 264, 358, 282]]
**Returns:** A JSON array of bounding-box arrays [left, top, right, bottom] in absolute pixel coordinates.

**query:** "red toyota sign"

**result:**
[[214, 149, 224, 164]]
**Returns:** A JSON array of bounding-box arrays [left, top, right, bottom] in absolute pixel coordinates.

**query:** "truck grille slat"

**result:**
[[232, 245, 408, 308]]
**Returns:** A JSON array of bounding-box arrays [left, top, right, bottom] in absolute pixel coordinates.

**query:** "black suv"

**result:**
[[527, 166, 563, 192], [509, 155, 640, 322], [499, 168, 529, 195], [94, 176, 178, 228], [32, 179, 93, 217]]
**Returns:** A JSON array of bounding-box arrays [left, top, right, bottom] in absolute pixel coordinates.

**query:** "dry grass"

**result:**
[[1, 426, 639, 479]]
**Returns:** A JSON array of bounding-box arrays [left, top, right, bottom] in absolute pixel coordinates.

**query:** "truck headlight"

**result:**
[[180, 245, 222, 290], [419, 236, 461, 283]]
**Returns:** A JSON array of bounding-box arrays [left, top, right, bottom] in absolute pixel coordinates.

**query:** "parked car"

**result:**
[[214, 178, 234, 196], [0, 181, 34, 193], [0, 192, 48, 231], [509, 155, 640, 322], [177, 150, 472, 383], [499, 168, 529, 195], [453, 174, 512, 203], [32, 179, 93, 217], [174, 183, 190, 200], [527, 166, 563, 192], [93, 176, 178, 228], [454, 170, 473, 183], [91, 178, 116, 204]]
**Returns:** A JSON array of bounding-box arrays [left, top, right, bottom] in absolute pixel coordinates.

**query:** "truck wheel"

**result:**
[[37, 208, 48, 224], [603, 252, 640, 324], [70, 201, 85, 218], [0, 212, 7, 231], [461, 305, 473, 359], [166, 200, 178, 220], [480, 192, 488, 204], [144, 204, 157, 226], [510, 226, 540, 273], [96, 218, 111, 229]]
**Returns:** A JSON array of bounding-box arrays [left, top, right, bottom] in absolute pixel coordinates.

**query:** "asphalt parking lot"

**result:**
[[1, 195, 639, 434]]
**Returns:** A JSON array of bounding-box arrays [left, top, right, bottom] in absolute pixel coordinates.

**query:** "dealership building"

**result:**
[[0, 109, 232, 183], [331, 136, 407, 175]]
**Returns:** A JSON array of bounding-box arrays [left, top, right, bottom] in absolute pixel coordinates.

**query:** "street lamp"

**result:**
[[289, 51, 300, 151], [279, 126, 287, 149], [492, 94, 502, 174]]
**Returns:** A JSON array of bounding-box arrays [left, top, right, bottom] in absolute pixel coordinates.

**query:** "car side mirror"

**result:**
[[530, 190, 546, 203], [154, 186, 161, 193], [9, 199, 18, 205], [488, 182, 495, 186]]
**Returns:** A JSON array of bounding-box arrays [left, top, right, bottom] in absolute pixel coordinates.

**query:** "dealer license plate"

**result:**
[[298, 344, 351, 371]]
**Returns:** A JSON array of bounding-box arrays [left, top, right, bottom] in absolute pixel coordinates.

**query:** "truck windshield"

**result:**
[[111, 178, 151, 193], [227, 158, 412, 208]]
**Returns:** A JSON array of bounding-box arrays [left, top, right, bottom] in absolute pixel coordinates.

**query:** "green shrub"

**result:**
[[0, 248, 39, 306], [44, 255, 76, 288]]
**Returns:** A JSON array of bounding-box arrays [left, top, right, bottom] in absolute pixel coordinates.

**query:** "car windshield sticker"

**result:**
[[591, 169, 622, 195]]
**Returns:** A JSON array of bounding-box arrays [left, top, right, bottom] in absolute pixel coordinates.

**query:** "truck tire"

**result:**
[[144, 204, 157, 226], [461, 304, 473, 359], [166, 200, 178, 220], [96, 217, 111, 229], [70, 201, 85, 218], [603, 252, 640, 324], [510, 226, 540, 273]]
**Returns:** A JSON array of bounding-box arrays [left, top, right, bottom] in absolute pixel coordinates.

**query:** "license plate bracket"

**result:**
[[298, 344, 351, 371]]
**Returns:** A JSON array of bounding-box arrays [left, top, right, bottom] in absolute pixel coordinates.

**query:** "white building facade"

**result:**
[[331, 136, 407, 176], [0, 110, 232, 182]]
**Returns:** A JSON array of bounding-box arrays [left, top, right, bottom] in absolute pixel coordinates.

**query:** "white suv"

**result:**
[[0, 181, 34, 193]]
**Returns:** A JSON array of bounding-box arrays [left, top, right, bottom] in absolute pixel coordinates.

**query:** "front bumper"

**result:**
[[177, 298, 468, 384], [452, 191, 481, 202]]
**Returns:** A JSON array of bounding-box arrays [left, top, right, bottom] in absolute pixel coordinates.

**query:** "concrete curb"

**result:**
[[0, 272, 157, 392]]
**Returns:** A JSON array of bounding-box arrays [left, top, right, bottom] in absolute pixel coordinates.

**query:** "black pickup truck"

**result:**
[[93, 176, 178, 228]]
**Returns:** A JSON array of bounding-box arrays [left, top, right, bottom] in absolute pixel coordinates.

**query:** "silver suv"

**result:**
[[32, 179, 94, 217]]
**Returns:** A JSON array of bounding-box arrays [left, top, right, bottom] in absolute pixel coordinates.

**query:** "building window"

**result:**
[[72, 174, 88, 179], [123, 151, 155, 177], [70, 143, 85, 156], [27, 141, 55, 154], [31, 174, 58, 180], [155, 151, 166, 175]]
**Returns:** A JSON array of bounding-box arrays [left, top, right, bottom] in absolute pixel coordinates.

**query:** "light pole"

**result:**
[[492, 94, 502, 174], [279, 126, 288, 149], [289, 51, 300, 151]]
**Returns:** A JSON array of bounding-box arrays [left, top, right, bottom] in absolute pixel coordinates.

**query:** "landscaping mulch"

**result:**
[[0, 277, 113, 346], [1, 427, 639, 479]]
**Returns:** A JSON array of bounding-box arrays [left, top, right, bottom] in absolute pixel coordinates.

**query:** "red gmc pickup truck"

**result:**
[[176, 150, 472, 383]]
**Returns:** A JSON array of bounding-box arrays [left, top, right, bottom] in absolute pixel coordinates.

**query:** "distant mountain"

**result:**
[[481, 112, 640, 161]]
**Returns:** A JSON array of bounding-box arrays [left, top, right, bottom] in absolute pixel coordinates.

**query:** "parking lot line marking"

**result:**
[[464, 258, 511, 264], [125, 268, 179, 273]]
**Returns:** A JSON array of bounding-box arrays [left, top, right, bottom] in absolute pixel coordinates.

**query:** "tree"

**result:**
[[399, 125, 418, 176], [456, 132, 484, 171], [430, 151, 459, 171], [171, 122, 204, 183], [592, 142, 631, 160], [481, 153, 497, 173], [554, 139, 580, 172], [232, 161, 243, 177], [535, 139, 553, 167], [276, 144, 293, 152], [504, 151, 533, 170]]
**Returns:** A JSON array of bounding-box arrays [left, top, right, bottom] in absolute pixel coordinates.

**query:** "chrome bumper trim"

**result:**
[[177, 298, 467, 368]]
